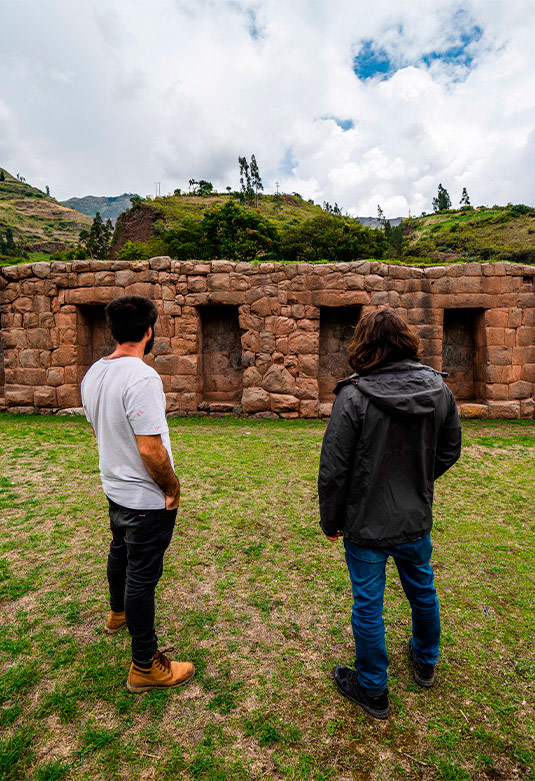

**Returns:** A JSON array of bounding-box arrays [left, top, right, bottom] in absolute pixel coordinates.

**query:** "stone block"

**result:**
[[13, 297, 33, 313], [170, 376, 197, 393], [295, 377, 319, 400], [272, 316, 297, 335], [34, 386, 57, 407], [188, 276, 207, 292], [51, 346, 77, 366], [78, 272, 95, 286], [5, 385, 35, 405], [176, 355, 198, 375], [95, 271, 116, 286], [508, 308, 523, 328], [66, 286, 122, 304], [14, 367, 47, 385], [46, 367, 64, 386], [509, 381, 532, 399], [243, 367, 262, 387], [520, 398, 535, 419], [298, 354, 319, 376], [319, 402, 333, 418], [459, 403, 488, 419], [20, 349, 41, 368], [520, 363, 535, 382], [32, 262, 52, 278], [485, 383, 508, 400], [149, 256, 171, 270], [299, 399, 319, 418], [487, 400, 521, 419], [487, 327, 505, 346], [125, 283, 155, 298], [242, 387, 270, 413], [517, 327, 535, 347], [57, 384, 82, 408], [487, 346, 511, 366], [207, 274, 231, 292], [152, 337, 171, 355], [270, 393, 299, 413], [262, 365, 296, 394], [250, 297, 272, 317], [288, 332, 319, 355]]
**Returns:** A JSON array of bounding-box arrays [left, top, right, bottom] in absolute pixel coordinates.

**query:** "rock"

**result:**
[[459, 403, 488, 419], [270, 393, 299, 413], [241, 387, 270, 413], [261, 365, 296, 394]]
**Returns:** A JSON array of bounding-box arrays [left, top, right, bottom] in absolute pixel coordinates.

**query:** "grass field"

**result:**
[[0, 415, 534, 781]]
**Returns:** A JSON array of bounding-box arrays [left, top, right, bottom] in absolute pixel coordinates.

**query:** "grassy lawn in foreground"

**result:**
[[0, 415, 534, 781]]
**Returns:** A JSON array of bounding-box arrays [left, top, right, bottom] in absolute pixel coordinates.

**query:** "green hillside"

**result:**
[[114, 193, 535, 266], [153, 192, 322, 228], [0, 168, 91, 261], [401, 205, 535, 264]]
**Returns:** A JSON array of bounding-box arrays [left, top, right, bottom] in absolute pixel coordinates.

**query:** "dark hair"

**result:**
[[105, 295, 158, 344], [347, 308, 420, 374]]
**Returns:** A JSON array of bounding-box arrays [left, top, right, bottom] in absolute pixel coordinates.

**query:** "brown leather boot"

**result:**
[[126, 649, 195, 693], [105, 610, 127, 635]]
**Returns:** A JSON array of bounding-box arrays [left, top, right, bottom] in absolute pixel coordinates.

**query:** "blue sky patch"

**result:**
[[422, 12, 483, 69], [323, 116, 354, 131], [279, 148, 298, 176], [353, 40, 394, 81]]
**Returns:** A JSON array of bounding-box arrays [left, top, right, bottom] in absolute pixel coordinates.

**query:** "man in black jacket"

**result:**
[[318, 308, 461, 719]]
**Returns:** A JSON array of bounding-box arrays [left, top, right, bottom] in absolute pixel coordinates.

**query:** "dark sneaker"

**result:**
[[408, 640, 435, 687], [332, 666, 390, 719]]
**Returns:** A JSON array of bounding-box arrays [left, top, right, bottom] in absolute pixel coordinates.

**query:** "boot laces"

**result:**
[[153, 647, 174, 671]]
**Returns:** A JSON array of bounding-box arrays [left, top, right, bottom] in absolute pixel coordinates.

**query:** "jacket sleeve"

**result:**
[[434, 388, 462, 480], [318, 387, 362, 535]]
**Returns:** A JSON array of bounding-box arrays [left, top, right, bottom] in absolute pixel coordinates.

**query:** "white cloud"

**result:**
[[0, 0, 532, 215]]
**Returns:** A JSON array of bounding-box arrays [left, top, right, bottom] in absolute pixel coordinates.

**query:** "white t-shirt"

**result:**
[[81, 356, 174, 510]]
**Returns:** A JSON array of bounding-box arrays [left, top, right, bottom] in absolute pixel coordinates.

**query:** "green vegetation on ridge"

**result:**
[[0, 168, 91, 264]]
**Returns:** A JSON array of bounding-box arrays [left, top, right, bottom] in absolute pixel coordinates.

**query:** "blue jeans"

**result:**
[[107, 498, 176, 666], [344, 535, 440, 695]]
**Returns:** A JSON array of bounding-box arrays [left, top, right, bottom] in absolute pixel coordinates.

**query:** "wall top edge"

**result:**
[[1, 258, 535, 283]]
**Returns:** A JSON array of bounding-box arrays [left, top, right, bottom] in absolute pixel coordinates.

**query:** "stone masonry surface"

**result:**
[[0, 258, 534, 419]]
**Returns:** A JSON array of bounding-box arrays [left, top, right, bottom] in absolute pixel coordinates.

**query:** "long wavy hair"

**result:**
[[347, 308, 420, 374]]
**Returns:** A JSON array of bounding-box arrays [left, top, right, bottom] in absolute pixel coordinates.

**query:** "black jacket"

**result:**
[[318, 360, 462, 546]]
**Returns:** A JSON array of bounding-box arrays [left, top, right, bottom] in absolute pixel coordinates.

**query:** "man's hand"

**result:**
[[135, 434, 180, 509], [165, 486, 180, 510], [325, 531, 343, 541]]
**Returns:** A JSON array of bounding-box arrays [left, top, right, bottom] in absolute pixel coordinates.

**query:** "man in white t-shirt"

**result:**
[[81, 295, 195, 693]]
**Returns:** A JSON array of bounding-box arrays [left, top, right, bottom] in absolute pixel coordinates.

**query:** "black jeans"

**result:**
[[107, 498, 176, 666]]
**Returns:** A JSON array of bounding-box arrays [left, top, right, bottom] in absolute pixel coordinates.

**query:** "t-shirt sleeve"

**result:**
[[124, 376, 169, 436]]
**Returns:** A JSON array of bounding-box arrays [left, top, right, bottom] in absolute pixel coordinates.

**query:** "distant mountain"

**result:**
[[60, 193, 138, 223], [0, 167, 91, 255], [356, 216, 404, 228]]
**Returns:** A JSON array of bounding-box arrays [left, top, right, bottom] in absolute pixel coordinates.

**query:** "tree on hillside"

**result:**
[[45, 185, 50, 196], [0, 170, 4, 182], [162, 201, 277, 262], [460, 187, 471, 206], [432, 183, 451, 212], [238, 156, 254, 203], [197, 180, 214, 196], [79, 212, 113, 259], [250, 154, 263, 207]]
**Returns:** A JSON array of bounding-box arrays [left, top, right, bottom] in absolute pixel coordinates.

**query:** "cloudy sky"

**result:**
[[1, 0, 534, 216]]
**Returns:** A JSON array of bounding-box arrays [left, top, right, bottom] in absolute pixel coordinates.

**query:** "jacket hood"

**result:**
[[335, 360, 447, 416]]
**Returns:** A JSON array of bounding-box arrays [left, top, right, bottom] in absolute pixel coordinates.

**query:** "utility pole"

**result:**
[[155, 182, 161, 197], [275, 181, 280, 196]]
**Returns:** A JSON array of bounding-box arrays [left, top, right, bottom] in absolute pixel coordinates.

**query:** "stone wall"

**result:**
[[0, 257, 534, 419]]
